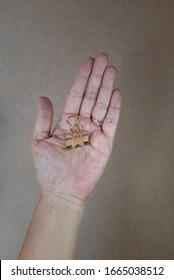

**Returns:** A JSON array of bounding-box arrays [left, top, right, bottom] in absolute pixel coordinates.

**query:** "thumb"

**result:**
[[32, 96, 54, 142]]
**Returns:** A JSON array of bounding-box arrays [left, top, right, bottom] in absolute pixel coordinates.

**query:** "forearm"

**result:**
[[18, 190, 86, 260]]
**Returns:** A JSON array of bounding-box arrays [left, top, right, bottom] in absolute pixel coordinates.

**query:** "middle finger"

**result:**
[[80, 53, 108, 118]]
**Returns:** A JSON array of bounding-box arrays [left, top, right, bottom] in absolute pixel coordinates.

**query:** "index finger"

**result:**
[[62, 57, 94, 116]]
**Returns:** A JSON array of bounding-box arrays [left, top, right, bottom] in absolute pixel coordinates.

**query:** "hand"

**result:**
[[31, 53, 121, 204]]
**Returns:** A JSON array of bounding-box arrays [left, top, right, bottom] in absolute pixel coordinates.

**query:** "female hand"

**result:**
[[31, 53, 121, 205]]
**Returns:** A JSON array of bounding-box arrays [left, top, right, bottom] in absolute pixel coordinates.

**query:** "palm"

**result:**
[[32, 54, 121, 201]]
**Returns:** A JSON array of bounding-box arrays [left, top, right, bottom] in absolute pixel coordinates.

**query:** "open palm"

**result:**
[[31, 53, 121, 202]]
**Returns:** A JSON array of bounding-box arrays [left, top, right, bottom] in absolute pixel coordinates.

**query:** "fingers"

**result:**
[[80, 53, 108, 117], [102, 89, 122, 140], [92, 66, 116, 122], [32, 97, 54, 142], [62, 57, 94, 116]]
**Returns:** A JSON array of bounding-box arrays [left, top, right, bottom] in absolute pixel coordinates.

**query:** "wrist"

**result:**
[[40, 188, 86, 215]]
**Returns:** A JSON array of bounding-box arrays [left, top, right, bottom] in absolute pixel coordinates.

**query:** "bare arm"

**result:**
[[18, 191, 85, 259]]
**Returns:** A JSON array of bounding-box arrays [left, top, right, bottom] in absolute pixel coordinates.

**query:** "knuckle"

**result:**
[[96, 101, 107, 110], [85, 90, 97, 100]]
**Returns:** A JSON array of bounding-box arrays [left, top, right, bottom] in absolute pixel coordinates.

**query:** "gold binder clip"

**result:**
[[65, 115, 89, 149]]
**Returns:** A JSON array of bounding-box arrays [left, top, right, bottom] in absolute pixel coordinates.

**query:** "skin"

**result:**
[[18, 53, 122, 259]]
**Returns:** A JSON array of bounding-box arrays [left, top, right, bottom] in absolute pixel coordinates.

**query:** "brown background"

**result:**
[[0, 0, 174, 259]]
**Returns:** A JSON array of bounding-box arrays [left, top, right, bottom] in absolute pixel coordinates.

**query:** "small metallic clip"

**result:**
[[65, 115, 89, 149]]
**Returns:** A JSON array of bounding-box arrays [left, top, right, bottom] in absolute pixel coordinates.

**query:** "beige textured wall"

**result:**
[[0, 0, 174, 259]]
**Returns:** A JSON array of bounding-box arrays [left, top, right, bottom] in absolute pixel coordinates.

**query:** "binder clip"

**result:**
[[65, 115, 89, 149]]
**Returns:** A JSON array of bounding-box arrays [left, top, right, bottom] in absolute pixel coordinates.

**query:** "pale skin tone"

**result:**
[[18, 53, 122, 259]]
